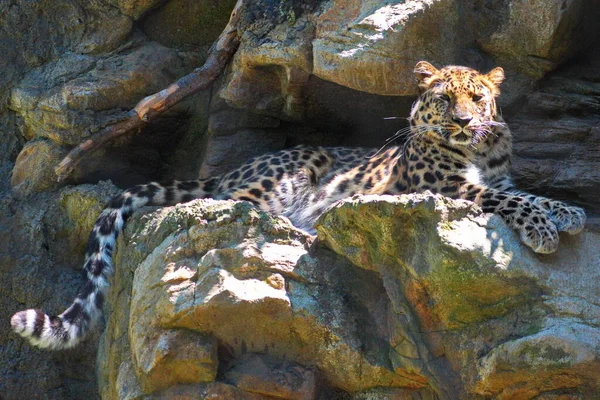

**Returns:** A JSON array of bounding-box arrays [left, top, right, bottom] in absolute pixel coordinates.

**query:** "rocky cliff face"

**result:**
[[96, 195, 600, 399], [1, 1, 599, 399]]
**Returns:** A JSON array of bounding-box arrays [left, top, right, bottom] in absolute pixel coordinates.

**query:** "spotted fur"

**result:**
[[11, 61, 586, 350]]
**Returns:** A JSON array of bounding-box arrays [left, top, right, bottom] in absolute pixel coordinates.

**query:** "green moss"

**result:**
[[57, 190, 108, 253], [516, 342, 572, 369], [426, 255, 541, 329], [60, 191, 103, 226], [279, 1, 297, 24]]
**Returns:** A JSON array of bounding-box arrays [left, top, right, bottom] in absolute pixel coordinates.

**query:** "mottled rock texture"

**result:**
[[509, 55, 600, 228], [1, 0, 599, 399], [99, 199, 430, 399], [95, 195, 599, 399], [318, 194, 600, 399]]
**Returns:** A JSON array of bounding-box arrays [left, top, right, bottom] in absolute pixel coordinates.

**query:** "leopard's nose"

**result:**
[[452, 115, 472, 127]]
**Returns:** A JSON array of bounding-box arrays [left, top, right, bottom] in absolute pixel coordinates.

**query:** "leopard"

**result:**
[[11, 61, 586, 350]]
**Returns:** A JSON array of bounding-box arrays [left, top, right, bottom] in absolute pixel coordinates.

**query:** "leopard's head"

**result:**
[[409, 61, 505, 147]]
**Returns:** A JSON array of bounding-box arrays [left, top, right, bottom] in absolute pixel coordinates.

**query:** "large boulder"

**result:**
[[313, 0, 463, 96], [98, 199, 431, 399], [317, 193, 600, 398], [97, 194, 600, 399]]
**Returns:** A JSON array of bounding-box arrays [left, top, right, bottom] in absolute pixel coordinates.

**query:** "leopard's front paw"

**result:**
[[517, 212, 559, 254], [547, 202, 586, 235]]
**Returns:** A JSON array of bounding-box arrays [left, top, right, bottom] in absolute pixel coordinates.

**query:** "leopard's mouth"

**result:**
[[439, 125, 483, 146], [448, 124, 490, 146], [453, 132, 470, 142], [447, 129, 472, 145]]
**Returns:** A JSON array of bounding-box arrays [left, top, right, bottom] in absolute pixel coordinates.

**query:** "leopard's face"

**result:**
[[409, 61, 505, 147]]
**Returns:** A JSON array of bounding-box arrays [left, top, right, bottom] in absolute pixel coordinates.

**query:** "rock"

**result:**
[[0, 0, 134, 190], [133, 330, 218, 393], [478, 0, 600, 79], [317, 193, 600, 398], [10, 41, 186, 146], [74, 3, 133, 55], [476, 322, 600, 398], [0, 0, 131, 65], [149, 382, 274, 399], [52, 183, 122, 261], [351, 386, 438, 400], [110, 0, 165, 20], [508, 58, 600, 228], [8, 40, 202, 191], [10, 139, 67, 196], [219, 0, 598, 105], [2, 1, 239, 190], [226, 354, 317, 399], [97, 193, 599, 399], [199, 128, 286, 178], [208, 108, 281, 137], [220, 14, 314, 120], [98, 199, 430, 399], [143, 0, 239, 49], [313, 0, 462, 96]]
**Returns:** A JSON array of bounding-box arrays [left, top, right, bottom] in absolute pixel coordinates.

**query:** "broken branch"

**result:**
[[55, 0, 246, 182]]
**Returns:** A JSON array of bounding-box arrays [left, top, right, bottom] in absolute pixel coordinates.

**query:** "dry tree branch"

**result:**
[[55, 0, 246, 182]]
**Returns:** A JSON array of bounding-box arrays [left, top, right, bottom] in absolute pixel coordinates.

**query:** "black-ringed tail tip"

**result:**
[[11, 309, 80, 350]]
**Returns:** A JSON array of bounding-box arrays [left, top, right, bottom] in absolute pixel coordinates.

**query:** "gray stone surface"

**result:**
[[508, 54, 600, 228]]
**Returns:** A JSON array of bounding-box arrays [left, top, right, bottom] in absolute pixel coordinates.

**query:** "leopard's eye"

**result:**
[[439, 94, 451, 102], [472, 94, 483, 102]]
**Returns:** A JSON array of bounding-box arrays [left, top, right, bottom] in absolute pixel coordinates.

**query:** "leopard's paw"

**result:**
[[518, 213, 559, 254], [548, 203, 586, 235]]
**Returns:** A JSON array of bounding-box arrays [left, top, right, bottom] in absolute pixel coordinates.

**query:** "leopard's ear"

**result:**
[[485, 67, 505, 86], [484, 67, 505, 96], [414, 61, 441, 93]]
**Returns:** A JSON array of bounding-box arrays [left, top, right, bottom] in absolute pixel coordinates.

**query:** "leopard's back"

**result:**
[[216, 145, 401, 231]]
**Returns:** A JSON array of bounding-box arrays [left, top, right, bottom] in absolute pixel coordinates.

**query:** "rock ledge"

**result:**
[[98, 194, 600, 399]]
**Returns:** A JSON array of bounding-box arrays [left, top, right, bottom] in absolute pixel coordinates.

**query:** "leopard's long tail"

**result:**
[[10, 178, 219, 350]]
